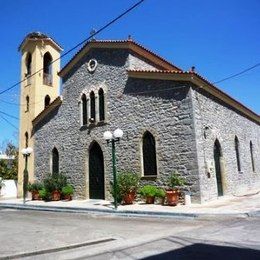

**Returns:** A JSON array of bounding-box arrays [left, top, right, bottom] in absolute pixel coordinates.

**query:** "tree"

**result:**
[[0, 141, 18, 180]]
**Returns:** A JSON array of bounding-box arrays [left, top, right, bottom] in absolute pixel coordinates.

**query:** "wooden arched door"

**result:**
[[89, 142, 105, 199], [214, 139, 223, 196]]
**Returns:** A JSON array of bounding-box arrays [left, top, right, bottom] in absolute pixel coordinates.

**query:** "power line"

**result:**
[[0, 115, 18, 130], [0, 0, 145, 96], [0, 111, 19, 120], [213, 63, 260, 84]]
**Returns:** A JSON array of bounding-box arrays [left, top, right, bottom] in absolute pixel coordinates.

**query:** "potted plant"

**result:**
[[166, 171, 185, 206], [117, 171, 139, 205], [62, 184, 74, 201], [139, 185, 158, 204], [43, 173, 67, 201], [39, 188, 51, 201], [156, 188, 166, 205], [27, 181, 43, 200]]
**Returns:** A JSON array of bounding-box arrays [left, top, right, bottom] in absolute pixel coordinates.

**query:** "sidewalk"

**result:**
[[0, 191, 259, 218]]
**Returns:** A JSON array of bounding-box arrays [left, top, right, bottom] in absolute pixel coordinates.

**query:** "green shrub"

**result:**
[[27, 181, 43, 192], [168, 170, 185, 190], [139, 185, 158, 197], [110, 182, 123, 203], [43, 173, 67, 192], [156, 188, 166, 198], [62, 185, 74, 196], [117, 171, 139, 196], [39, 188, 51, 201]]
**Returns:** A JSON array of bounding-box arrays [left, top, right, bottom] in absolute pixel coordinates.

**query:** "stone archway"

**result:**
[[89, 141, 105, 199], [214, 139, 223, 196]]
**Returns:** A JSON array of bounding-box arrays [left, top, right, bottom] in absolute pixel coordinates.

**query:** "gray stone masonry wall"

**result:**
[[34, 48, 201, 202], [191, 86, 260, 202]]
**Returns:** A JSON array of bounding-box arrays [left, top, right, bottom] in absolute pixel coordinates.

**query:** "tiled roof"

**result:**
[[18, 32, 63, 51], [128, 69, 260, 124], [58, 39, 181, 77], [32, 96, 62, 126]]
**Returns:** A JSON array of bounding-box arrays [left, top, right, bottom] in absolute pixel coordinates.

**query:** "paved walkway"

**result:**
[[0, 190, 259, 218]]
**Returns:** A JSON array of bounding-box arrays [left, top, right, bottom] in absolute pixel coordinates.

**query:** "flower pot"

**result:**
[[145, 196, 155, 204], [52, 190, 61, 201], [63, 194, 72, 201], [123, 191, 136, 205], [166, 190, 180, 206], [31, 191, 40, 200]]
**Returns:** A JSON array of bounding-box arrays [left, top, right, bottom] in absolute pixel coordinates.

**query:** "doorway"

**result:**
[[214, 139, 223, 196], [89, 142, 105, 199]]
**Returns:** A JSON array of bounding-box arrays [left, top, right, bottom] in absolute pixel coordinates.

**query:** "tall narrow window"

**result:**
[[25, 132, 29, 148], [52, 147, 59, 175], [250, 141, 255, 172], [44, 95, 50, 108], [90, 91, 95, 122], [43, 52, 52, 85], [26, 53, 32, 76], [142, 131, 157, 176], [26, 96, 29, 112], [235, 136, 241, 172], [99, 88, 105, 121], [81, 94, 87, 125]]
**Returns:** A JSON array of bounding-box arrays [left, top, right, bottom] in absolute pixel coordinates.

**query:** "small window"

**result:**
[[235, 136, 241, 172], [250, 141, 255, 172], [142, 131, 157, 176], [26, 53, 32, 76], [52, 147, 59, 175], [43, 52, 52, 85], [26, 96, 29, 112], [81, 94, 87, 125], [99, 88, 105, 121], [44, 95, 50, 108], [90, 91, 95, 122], [25, 132, 29, 148]]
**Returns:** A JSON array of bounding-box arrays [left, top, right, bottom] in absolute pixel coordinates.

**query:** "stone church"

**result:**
[[18, 32, 260, 203]]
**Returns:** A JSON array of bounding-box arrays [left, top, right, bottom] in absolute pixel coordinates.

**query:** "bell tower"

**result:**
[[17, 32, 62, 197]]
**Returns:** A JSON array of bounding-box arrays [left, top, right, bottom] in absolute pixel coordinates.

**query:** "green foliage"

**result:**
[[167, 170, 185, 190], [39, 188, 51, 201], [62, 185, 74, 196], [0, 141, 18, 180], [139, 185, 158, 197], [109, 182, 123, 203], [156, 188, 166, 198], [27, 181, 43, 192], [117, 171, 140, 196], [43, 173, 67, 192]]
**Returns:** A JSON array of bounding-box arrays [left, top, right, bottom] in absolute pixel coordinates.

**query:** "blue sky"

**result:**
[[0, 0, 259, 146]]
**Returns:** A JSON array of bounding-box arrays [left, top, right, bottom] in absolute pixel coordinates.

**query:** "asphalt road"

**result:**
[[0, 209, 259, 259]]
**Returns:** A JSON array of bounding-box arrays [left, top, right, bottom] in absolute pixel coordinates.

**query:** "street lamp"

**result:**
[[103, 128, 123, 209], [21, 147, 33, 204]]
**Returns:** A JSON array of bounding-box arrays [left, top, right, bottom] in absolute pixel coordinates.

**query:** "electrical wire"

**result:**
[[0, 115, 18, 130], [213, 63, 260, 84], [0, 111, 19, 120], [0, 0, 145, 96]]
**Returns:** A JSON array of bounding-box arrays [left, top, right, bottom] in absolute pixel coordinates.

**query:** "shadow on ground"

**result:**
[[142, 243, 260, 260]]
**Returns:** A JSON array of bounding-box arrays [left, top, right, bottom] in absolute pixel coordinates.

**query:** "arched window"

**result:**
[[52, 147, 59, 175], [43, 52, 52, 85], [25, 53, 32, 76], [90, 91, 95, 122], [99, 88, 105, 121], [26, 96, 29, 112], [81, 94, 87, 125], [44, 95, 50, 108], [235, 136, 241, 172], [142, 131, 157, 176], [250, 141, 255, 172], [25, 132, 29, 148]]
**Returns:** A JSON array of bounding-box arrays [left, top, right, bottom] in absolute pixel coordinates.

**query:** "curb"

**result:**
[[0, 202, 256, 219]]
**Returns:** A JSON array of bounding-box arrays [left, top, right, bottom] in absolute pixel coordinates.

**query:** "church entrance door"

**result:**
[[214, 140, 223, 196], [89, 142, 105, 199]]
